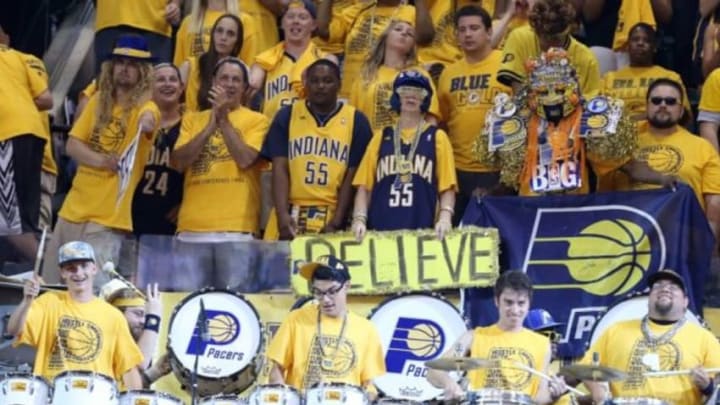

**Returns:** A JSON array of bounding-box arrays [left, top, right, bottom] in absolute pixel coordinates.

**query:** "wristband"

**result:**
[[140, 370, 152, 388], [440, 206, 455, 216], [144, 314, 161, 333], [702, 380, 715, 397]]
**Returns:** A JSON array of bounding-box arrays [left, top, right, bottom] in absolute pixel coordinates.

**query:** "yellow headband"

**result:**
[[111, 47, 152, 60], [111, 297, 146, 308]]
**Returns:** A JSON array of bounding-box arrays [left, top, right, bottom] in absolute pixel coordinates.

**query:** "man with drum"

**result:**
[[7, 241, 144, 389], [426, 270, 568, 403], [583, 269, 720, 404], [265, 255, 386, 398], [103, 281, 171, 387]]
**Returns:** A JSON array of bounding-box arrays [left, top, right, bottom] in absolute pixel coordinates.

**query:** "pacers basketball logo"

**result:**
[[486, 347, 533, 389], [50, 316, 102, 369], [186, 309, 241, 356], [524, 206, 665, 296], [386, 317, 445, 375], [636, 144, 683, 175], [624, 339, 680, 389]]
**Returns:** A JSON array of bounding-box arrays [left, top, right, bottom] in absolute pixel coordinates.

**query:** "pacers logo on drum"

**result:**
[[186, 309, 244, 361], [524, 206, 665, 296], [386, 317, 445, 377]]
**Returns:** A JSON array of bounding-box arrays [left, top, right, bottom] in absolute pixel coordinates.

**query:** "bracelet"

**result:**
[[440, 206, 455, 216], [352, 214, 367, 223], [144, 314, 161, 333]]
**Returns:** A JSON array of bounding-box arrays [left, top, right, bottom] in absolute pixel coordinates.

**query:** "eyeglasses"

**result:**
[[311, 283, 345, 299], [540, 330, 561, 343], [649, 96, 678, 106]]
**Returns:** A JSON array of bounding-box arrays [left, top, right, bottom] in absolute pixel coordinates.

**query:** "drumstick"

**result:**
[[510, 361, 585, 396], [644, 368, 720, 377], [33, 226, 48, 277], [102, 261, 147, 299]]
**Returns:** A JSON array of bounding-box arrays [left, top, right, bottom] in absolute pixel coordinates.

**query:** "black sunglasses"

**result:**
[[649, 96, 678, 106]]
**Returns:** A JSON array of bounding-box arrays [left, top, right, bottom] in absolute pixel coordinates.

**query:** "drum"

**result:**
[[368, 293, 467, 402], [0, 373, 49, 405], [305, 382, 369, 405], [247, 384, 302, 404], [51, 371, 118, 405], [467, 389, 534, 404], [588, 293, 703, 346], [167, 288, 264, 397], [610, 398, 669, 405], [198, 394, 247, 404], [119, 389, 184, 404], [374, 399, 422, 404]]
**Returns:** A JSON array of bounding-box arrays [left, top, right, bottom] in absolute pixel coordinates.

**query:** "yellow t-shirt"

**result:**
[[20, 52, 57, 175], [265, 303, 386, 391], [60, 96, 160, 231], [173, 10, 259, 67], [498, 25, 601, 98], [184, 57, 202, 112], [353, 124, 457, 192], [417, 0, 493, 65], [239, 0, 279, 54], [256, 42, 329, 119], [437, 50, 509, 171], [699, 67, 720, 113], [0, 46, 48, 142], [467, 325, 550, 397], [175, 107, 269, 233], [312, 0, 355, 55], [601, 65, 689, 120], [610, 124, 720, 209], [349, 66, 440, 132], [15, 291, 143, 383], [584, 319, 720, 404], [95, 0, 171, 36], [613, 0, 656, 50], [328, 3, 416, 98], [493, 17, 529, 49]]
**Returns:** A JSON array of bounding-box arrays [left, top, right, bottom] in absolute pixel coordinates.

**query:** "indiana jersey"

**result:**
[[131, 122, 184, 235], [368, 126, 439, 231], [260, 43, 327, 119]]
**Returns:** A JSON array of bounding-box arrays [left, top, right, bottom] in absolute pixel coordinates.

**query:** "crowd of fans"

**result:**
[[0, 0, 718, 293]]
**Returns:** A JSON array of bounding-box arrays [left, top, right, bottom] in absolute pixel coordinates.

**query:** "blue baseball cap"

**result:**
[[58, 241, 96, 266], [299, 255, 350, 282], [285, 0, 317, 19], [524, 309, 563, 331]]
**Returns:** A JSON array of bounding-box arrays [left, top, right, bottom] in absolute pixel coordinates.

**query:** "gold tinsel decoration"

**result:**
[[584, 113, 637, 163]]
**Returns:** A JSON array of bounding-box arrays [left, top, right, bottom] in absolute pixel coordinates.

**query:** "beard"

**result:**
[[648, 114, 678, 129], [653, 299, 673, 315]]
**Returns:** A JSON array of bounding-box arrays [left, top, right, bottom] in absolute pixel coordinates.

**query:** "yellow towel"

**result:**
[[613, 0, 656, 50], [254, 41, 328, 98]]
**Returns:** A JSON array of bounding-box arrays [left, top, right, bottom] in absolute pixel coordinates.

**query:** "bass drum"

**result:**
[[167, 288, 264, 397], [368, 293, 467, 402], [588, 293, 703, 347]]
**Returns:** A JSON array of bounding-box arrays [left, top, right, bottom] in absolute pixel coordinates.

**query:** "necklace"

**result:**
[[316, 309, 348, 371], [392, 119, 424, 187], [640, 315, 685, 349]]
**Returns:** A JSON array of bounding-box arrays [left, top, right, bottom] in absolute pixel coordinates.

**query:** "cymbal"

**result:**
[[559, 364, 627, 382], [425, 357, 493, 371]]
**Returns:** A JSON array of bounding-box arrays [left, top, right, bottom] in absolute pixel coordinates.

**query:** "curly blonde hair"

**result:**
[[94, 59, 153, 151], [361, 20, 418, 84]]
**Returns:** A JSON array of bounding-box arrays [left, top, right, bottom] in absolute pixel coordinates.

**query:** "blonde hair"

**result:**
[[361, 20, 418, 83], [190, 0, 240, 35], [93, 60, 153, 150]]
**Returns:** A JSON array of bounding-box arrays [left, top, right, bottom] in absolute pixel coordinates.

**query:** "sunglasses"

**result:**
[[649, 96, 678, 106], [540, 330, 561, 342]]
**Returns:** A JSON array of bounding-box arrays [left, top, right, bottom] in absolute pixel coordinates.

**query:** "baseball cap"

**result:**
[[648, 269, 686, 293], [299, 255, 350, 282], [285, 0, 317, 19], [524, 309, 564, 331], [58, 241, 96, 266]]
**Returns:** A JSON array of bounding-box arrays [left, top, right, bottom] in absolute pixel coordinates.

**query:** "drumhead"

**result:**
[[368, 293, 467, 402], [588, 293, 702, 347], [167, 288, 263, 380], [53, 370, 116, 385]]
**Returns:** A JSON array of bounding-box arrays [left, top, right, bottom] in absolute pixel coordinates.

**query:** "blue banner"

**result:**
[[461, 185, 715, 358]]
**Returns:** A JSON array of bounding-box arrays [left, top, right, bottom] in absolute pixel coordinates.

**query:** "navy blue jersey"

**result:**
[[368, 125, 438, 231], [132, 123, 184, 236]]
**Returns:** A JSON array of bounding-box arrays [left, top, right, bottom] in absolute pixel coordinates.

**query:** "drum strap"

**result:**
[[316, 310, 348, 369]]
